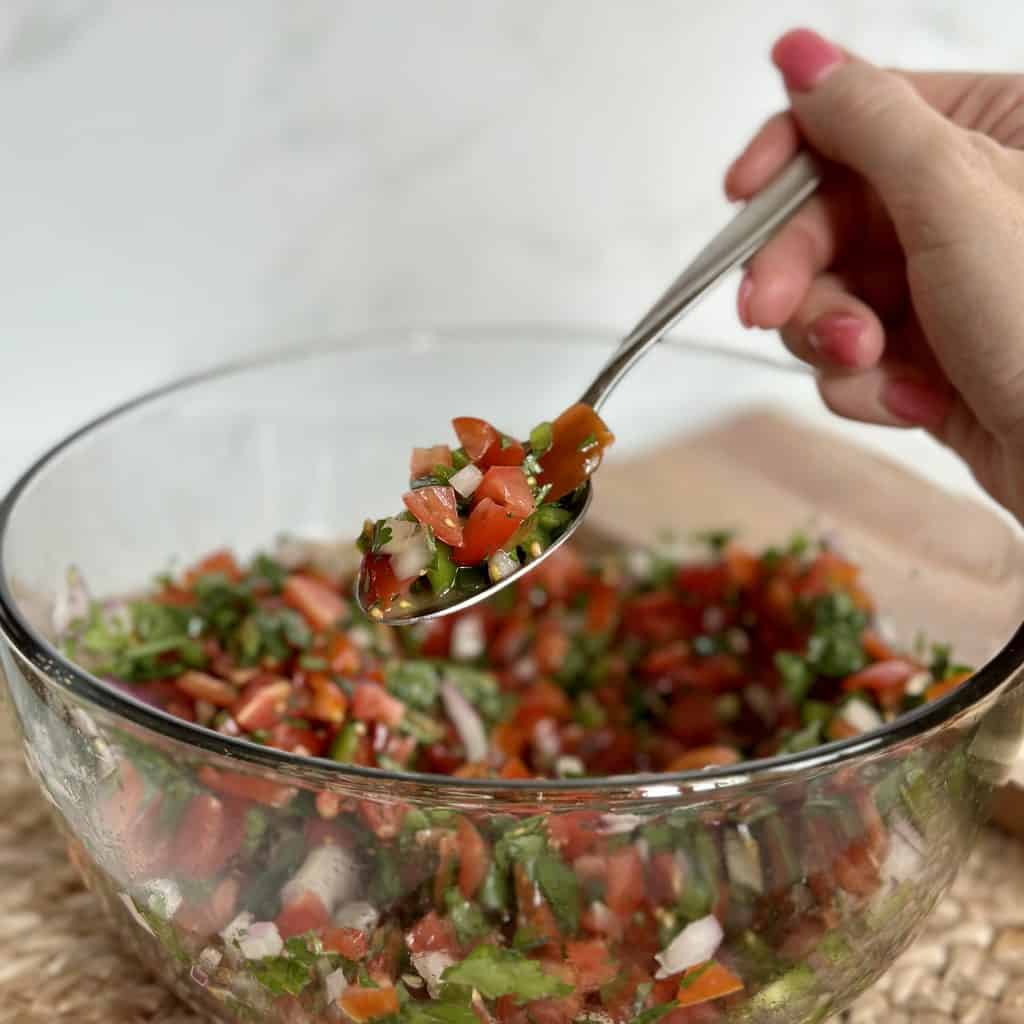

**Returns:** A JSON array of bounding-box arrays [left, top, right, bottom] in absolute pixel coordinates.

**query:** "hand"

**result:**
[[727, 28, 1024, 520]]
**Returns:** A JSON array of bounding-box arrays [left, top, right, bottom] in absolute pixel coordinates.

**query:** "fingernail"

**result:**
[[771, 28, 845, 92], [737, 273, 754, 328], [881, 377, 951, 429], [808, 314, 866, 367]]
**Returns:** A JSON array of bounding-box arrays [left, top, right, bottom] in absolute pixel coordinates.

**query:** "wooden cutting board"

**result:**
[[587, 406, 1024, 836]]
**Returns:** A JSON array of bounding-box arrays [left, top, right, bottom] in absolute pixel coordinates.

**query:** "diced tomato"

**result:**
[[833, 838, 881, 899], [306, 673, 348, 725], [456, 817, 489, 898], [324, 926, 370, 960], [861, 629, 897, 662], [515, 679, 573, 727], [356, 800, 407, 839], [276, 889, 331, 939], [268, 721, 325, 757], [676, 564, 730, 603], [338, 987, 400, 1022], [197, 765, 297, 808], [407, 910, 460, 954], [352, 682, 405, 727], [175, 670, 237, 707], [566, 939, 617, 991], [514, 863, 561, 954], [184, 548, 243, 587], [532, 617, 570, 675], [410, 445, 453, 478], [418, 617, 455, 658], [453, 417, 502, 463], [233, 677, 293, 731], [798, 552, 860, 596], [282, 573, 346, 631], [360, 552, 413, 611], [171, 793, 242, 879], [925, 669, 972, 702], [723, 546, 759, 589], [494, 963, 582, 1024], [499, 756, 532, 779], [328, 632, 361, 675], [676, 961, 743, 1008], [403, 486, 463, 546], [473, 466, 535, 518], [453, 498, 524, 566], [175, 874, 240, 938], [486, 438, 527, 468], [666, 693, 723, 746], [842, 658, 918, 710], [605, 846, 645, 916], [537, 403, 614, 501], [523, 543, 586, 601], [601, 964, 654, 1022], [585, 582, 618, 634], [547, 811, 599, 860], [492, 721, 529, 759], [666, 746, 741, 771], [827, 717, 861, 741]]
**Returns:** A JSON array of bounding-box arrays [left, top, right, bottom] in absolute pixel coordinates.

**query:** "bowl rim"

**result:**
[[1, 323, 1022, 799]]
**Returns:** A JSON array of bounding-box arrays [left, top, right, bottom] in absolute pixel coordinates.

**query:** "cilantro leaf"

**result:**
[[400, 998, 481, 1024], [534, 851, 580, 933], [442, 945, 571, 1003], [250, 954, 314, 997], [529, 422, 553, 457], [386, 661, 441, 710]]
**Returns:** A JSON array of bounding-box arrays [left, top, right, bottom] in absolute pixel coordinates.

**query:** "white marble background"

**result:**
[[1, 0, 1022, 488]]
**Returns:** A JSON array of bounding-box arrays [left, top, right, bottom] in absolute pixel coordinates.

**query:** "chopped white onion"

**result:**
[[488, 549, 519, 583], [450, 464, 483, 498], [325, 966, 349, 1003], [555, 755, 585, 778], [441, 682, 488, 762], [882, 817, 924, 883], [392, 544, 432, 582], [531, 718, 561, 763], [598, 813, 646, 835], [654, 914, 724, 979], [220, 911, 255, 946], [281, 845, 360, 914], [839, 698, 883, 735], [379, 519, 420, 555], [904, 671, 932, 698], [451, 615, 486, 661], [52, 566, 91, 635], [724, 825, 763, 894], [335, 901, 380, 933], [586, 901, 618, 936], [239, 921, 284, 960], [412, 951, 455, 998]]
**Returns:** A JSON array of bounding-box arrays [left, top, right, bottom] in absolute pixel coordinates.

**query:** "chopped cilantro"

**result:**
[[385, 661, 441, 710], [444, 889, 489, 945], [534, 850, 580, 933], [250, 938, 317, 997], [692, 528, 735, 554], [442, 945, 571, 1003], [774, 651, 814, 704], [247, 553, 287, 592]]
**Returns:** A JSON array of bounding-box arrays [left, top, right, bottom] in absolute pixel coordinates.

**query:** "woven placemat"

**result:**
[[2, 707, 1024, 1024]]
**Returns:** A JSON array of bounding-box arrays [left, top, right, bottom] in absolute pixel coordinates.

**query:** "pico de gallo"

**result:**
[[357, 405, 614, 620], [56, 530, 973, 1024]]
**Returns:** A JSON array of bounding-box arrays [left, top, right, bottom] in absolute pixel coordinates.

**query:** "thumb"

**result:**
[[771, 29, 961, 218]]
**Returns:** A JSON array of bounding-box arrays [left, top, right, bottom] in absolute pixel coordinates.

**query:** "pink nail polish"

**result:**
[[771, 29, 845, 92], [737, 274, 754, 328], [808, 314, 866, 367], [882, 377, 951, 429]]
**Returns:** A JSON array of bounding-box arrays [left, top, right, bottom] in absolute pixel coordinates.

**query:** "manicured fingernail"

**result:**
[[808, 314, 866, 367], [771, 29, 845, 92], [738, 273, 754, 328], [882, 377, 951, 429]]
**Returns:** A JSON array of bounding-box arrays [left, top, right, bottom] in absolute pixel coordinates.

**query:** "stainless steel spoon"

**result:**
[[359, 152, 822, 624]]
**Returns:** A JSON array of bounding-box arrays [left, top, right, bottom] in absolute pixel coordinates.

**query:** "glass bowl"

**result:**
[[2, 327, 1024, 1024]]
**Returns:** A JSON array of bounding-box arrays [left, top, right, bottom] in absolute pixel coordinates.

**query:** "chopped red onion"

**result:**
[[441, 682, 488, 762], [654, 914, 723, 978], [838, 698, 883, 734]]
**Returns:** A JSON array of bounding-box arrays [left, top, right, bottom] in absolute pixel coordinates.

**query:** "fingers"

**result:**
[[725, 112, 800, 200], [817, 362, 953, 431], [775, 273, 885, 370]]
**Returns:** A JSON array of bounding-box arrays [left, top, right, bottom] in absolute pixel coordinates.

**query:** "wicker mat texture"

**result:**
[[2, 708, 1024, 1024]]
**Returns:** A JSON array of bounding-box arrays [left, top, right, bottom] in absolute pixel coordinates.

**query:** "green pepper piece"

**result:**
[[330, 722, 361, 763], [428, 541, 457, 596]]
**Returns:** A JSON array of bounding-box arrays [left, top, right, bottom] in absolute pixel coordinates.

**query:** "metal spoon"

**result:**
[[360, 152, 822, 624]]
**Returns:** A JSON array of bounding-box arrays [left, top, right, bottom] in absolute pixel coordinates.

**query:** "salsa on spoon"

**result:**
[[357, 153, 821, 624]]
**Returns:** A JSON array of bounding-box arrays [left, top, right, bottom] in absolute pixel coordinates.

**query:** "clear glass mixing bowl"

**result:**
[[2, 327, 1024, 1024]]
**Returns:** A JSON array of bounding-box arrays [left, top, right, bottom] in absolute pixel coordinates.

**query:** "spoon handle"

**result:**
[[580, 150, 823, 411]]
